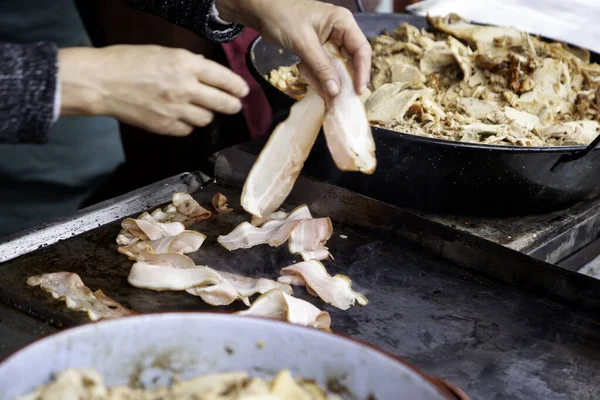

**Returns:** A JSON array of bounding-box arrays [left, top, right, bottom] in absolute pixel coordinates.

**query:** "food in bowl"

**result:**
[[19, 368, 342, 400], [268, 13, 600, 147]]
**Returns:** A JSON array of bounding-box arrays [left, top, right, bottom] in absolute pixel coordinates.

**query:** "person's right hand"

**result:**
[[58, 45, 249, 136]]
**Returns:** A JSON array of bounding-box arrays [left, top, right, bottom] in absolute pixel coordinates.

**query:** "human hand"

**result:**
[[215, 0, 371, 98], [58, 45, 249, 136]]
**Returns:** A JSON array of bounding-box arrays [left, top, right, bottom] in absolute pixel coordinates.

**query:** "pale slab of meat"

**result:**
[[278, 260, 368, 311], [217, 220, 301, 251], [457, 97, 500, 119], [26, 272, 136, 322], [503, 107, 540, 130], [236, 289, 331, 330], [118, 230, 206, 260], [288, 218, 333, 261], [390, 62, 426, 86], [420, 41, 456, 74], [241, 88, 326, 219], [116, 230, 139, 246], [427, 13, 524, 51], [120, 246, 197, 267], [321, 42, 377, 174], [366, 84, 434, 123], [127, 262, 221, 291], [518, 58, 572, 118], [121, 213, 185, 242], [251, 204, 312, 227], [150, 207, 187, 223], [187, 270, 293, 306], [448, 36, 473, 80], [543, 121, 599, 144], [218, 205, 312, 251], [211, 192, 233, 214], [172, 192, 211, 219]]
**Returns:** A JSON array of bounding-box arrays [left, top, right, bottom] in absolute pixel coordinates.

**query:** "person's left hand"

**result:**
[[216, 0, 371, 99]]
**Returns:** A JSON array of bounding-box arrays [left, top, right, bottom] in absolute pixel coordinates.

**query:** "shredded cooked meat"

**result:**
[[268, 13, 600, 147], [20, 368, 342, 400]]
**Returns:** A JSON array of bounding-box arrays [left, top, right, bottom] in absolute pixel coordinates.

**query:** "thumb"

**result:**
[[295, 34, 340, 98]]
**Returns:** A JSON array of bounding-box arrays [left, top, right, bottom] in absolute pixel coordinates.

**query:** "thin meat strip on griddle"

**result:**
[[278, 260, 368, 310], [26, 272, 136, 321], [217, 204, 333, 261]]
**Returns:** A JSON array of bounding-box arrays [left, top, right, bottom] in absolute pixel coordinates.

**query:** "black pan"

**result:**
[[247, 13, 600, 216]]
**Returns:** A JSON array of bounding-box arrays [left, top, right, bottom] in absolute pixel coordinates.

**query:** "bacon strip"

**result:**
[[288, 218, 333, 261], [121, 213, 186, 242], [217, 205, 312, 251], [26, 272, 136, 321], [241, 88, 326, 219], [187, 270, 293, 306], [172, 192, 212, 220], [278, 260, 368, 310], [127, 262, 222, 291], [236, 289, 331, 330], [322, 42, 377, 174], [212, 193, 233, 214]]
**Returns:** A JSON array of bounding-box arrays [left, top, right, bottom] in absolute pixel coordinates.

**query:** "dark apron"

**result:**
[[0, 0, 124, 237]]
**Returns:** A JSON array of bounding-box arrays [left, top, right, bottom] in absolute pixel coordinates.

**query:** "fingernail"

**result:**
[[325, 79, 340, 97]]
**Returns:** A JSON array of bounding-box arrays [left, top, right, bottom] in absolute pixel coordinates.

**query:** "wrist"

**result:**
[[214, 0, 262, 29], [58, 47, 106, 116]]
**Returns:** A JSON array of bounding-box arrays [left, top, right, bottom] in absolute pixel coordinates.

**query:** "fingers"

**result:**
[[193, 56, 250, 98], [297, 62, 327, 99], [190, 82, 243, 115], [295, 31, 341, 98], [329, 9, 371, 94], [177, 104, 215, 128], [168, 121, 195, 136]]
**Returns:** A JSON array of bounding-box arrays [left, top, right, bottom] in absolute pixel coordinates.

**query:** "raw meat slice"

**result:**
[[236, 289, 331, 330], [322, 42, 377, 174], [127, 262, 221, 291], [278, 260, 368, 310], [241, 88, 326, 219], [187, 270, 293, 306], [26, 272, 136, 321], [212, 193, 233, 214], [172, 192, 211, 219], [217, 205, 312, 251], [288, 218, 333, 261]]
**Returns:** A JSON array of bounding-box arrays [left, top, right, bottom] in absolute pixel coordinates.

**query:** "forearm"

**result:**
[[121, 0, 244, 42], [0, 42, 59, 144]]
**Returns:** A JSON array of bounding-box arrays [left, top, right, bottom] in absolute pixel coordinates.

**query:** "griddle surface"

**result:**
[[0, 184, 599, 399]]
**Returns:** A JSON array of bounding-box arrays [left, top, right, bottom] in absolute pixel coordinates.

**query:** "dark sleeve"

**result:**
[[121, 0, 244, 42], [0, 42, 58, 144]]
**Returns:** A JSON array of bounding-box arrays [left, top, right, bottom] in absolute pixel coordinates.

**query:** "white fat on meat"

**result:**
[[217, 205, 312, 251], [118, 230, 206, 260], [241, 88, 326, 219], [212, 192, 233, 214], [121, 212, 185, 241], [288, 218, 333, 261], [127, 262, 222, 291], [116, 230, 139, 246], [172, 192, 212, 219], [236, 289, 331, 330], [278, 260, 368, 310], [150, 207, 188, 223], [26, 272, 136, 322], [187, 270, 293, 306], [321, 42, 377, 174]]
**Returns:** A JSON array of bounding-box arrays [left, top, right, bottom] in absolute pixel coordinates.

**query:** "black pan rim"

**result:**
[[248, 12, 600, 154]]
